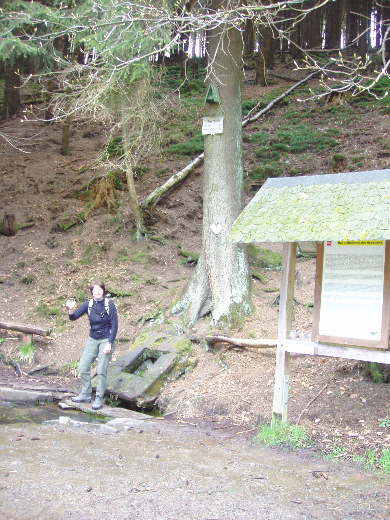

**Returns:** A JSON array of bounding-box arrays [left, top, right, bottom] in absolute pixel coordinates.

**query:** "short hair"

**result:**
[[89, 281, 107, 296]]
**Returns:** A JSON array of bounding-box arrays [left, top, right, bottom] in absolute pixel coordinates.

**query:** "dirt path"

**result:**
[[0, 416, 388, 520]]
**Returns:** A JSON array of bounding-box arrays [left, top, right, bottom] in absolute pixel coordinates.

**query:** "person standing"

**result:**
[[65, 281, 118, 410]]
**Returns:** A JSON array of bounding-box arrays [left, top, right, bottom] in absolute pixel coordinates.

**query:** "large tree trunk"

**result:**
[[357, 0, 371, 59], [172, 0, 251, 328], [383, 4, 390, 68], [122, 119, 148, 240], [61, 114, 71, 155], [255, 50, 267, 86], [324, 0, 343, 49], [243, 18, 255, 59], [2, 61, 22, 120], [301, 0, 323, 49], [255, 24, 275, 86]]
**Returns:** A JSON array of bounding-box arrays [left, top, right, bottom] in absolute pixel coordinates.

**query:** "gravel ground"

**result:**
[[0, 415, 389, 520]]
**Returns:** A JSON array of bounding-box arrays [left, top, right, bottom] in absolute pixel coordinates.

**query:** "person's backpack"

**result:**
[[88, 298, 110, 316]]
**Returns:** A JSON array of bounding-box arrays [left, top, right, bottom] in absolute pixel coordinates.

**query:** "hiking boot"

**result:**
[[92, 395, 103, 410], [71, 393, 91, 403]]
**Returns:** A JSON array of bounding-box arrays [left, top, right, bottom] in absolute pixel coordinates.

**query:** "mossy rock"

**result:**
[[104, 324, 196, 407], [247, 244, 282, 270]]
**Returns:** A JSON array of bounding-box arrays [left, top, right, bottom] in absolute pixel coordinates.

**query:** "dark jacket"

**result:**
[[69, 298, 118, 344]]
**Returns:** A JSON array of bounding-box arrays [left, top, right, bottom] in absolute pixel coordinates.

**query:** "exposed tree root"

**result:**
[[205, 334, 277, 349]]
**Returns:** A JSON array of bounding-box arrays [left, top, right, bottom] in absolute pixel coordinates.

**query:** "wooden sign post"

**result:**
[[272, 240, 390, 424]]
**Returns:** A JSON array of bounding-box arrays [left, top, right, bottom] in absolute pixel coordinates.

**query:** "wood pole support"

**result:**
[[22, 334, 33, 345], [272, 242, 297, 425]]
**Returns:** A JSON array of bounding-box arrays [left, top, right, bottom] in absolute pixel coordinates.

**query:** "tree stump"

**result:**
[[2, 213, 17, 236]]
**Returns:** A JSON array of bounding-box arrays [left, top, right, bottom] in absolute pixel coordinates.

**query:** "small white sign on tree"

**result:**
[[202, 117, 224, 135]]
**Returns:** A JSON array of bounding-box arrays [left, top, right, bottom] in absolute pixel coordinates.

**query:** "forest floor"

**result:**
[[0, 62, 389, 475]]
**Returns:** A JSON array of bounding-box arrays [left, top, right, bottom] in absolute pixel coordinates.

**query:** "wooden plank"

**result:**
[[0, 321, 49, 336], [284, 340, 390, 363], [311, 242, 323, 341], [381, 241, 390, 345], [272, 242, 296, 425], [278, 242, 297, 340]]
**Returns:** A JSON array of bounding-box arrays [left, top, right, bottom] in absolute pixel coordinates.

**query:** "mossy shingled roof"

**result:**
[[227, 169, 390, 243]]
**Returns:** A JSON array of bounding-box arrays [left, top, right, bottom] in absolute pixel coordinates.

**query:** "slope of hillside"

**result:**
[[0, 64, 389, 461]]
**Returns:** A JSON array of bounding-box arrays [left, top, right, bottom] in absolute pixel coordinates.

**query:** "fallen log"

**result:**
[[206, 335, 277, 349], [9, 384, 73, 393], [242, 68, 321, 127], [27, 365, 51, 375], [0, 321, 50, 336], [140, 68, 320, 210], [141, 153, 204, 210], [267, 72, 303, 82]]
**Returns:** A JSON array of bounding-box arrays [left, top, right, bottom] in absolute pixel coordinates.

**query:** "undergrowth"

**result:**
[[256, 422, 312, 449], [16, 342, 37, 364]]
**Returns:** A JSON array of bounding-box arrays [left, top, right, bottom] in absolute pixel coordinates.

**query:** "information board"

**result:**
[[313, 240, 389, 348]]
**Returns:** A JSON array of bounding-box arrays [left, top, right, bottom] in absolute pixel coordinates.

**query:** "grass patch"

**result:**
[[256, 422, 311, 449], [254, 146, 282, 162], [351, 76, 390, 114], [363, 449, 390, 473], [80, 242, 110, 266], [61, 360, 79, 377], [248, 162, 284, 182], [16, 342, 37, 364], [247, 131, 270, 144], [20, 275, 36, 285], [330, 153, 347, 171], [114, 248, 132, 264], [35, 302, 62, 318], [352, 448, 390, 474], [168, 134, 204, 156], [323, 443, 347, 459], [276, 124, 339, 153], [365, 362, 390, 383], [242, 91, 282, 116], [63, 246, 74, 258]]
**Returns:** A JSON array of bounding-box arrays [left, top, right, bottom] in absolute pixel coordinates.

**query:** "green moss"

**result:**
[[128, 333, 150, 351], [215, 300, 253, 330], [108, 288, 133, 297], [168, 134, 204, 155], [251, 271, 266, 283], [248, 244, 282, 270], [248, 162, 283, 181], [178, 247, 199, 264], [173, 338, 192, 354]]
